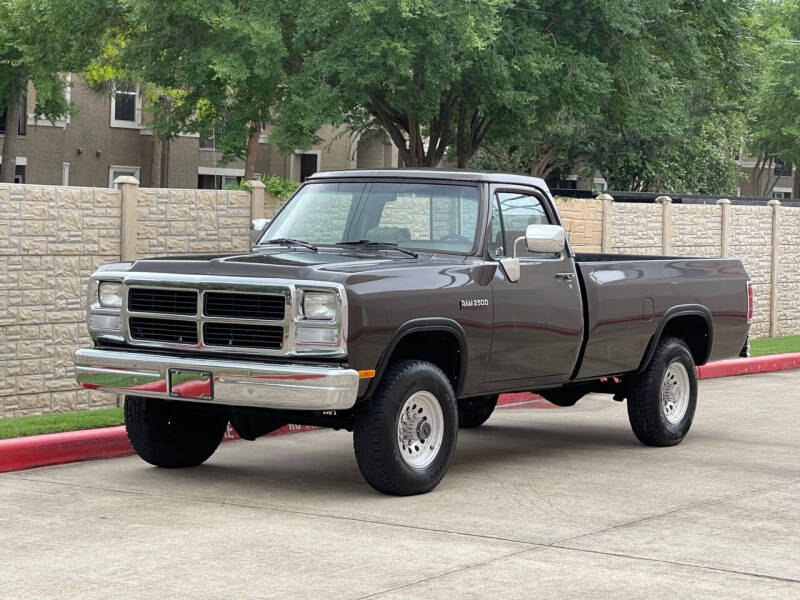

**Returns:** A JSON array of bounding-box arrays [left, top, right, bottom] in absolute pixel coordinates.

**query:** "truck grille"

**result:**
[[204, 292, 284, 320], [203, 323, 283, 349], [129, 317, 199, 344], [124, 284, 288, 354], [129, 288, 198, 315]]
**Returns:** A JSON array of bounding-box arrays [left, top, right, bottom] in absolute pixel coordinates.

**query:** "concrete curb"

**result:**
[[2, 352, 799, 473]]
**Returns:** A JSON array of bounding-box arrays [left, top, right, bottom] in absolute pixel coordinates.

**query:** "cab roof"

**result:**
[[307, 168, 549, 190]]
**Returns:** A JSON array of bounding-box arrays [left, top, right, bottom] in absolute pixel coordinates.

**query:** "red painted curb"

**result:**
[[697, 352, 800, 379], [2, 352, 800, 474], [0, 426, 133, 473]]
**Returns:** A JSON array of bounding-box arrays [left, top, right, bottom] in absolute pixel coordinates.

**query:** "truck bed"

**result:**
[[572, 253, 750, 381]]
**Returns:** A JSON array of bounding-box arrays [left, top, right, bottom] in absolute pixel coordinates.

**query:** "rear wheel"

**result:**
[[457, 395, 498, 428], [124, 396, 229, 468], [353, 360, 458, 496], [626, 337, 698, 446]]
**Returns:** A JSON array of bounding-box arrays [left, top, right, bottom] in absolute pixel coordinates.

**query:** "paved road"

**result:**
[[2, 372, 799, 599]]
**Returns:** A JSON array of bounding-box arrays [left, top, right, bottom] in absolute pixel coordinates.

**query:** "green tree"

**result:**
[[0, 0, 114, 182], [112, 0, 286, 180], [746, 0, 800, 197], [478, 0, 752, 195], [275, 0, 588, 167]]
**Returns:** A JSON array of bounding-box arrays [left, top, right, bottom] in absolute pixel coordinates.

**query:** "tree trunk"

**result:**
[[0, 94, 22, 183], [150, 137, 163, 187], [244, 123, 262, 181]]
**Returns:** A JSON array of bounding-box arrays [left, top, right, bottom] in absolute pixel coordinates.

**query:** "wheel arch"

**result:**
[[366, 318, 468, 398], [638, 305, 713, 371]]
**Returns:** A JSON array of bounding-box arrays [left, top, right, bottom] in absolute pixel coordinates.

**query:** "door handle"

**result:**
[[554, 272, 575, 281]]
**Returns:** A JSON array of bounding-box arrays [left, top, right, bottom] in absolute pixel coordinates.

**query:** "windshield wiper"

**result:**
[[262, 238, 318, 252], [335, 240, 418, 258]]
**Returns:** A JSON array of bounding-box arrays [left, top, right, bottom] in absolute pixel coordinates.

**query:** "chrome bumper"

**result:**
[[74, 348, 359, 410]]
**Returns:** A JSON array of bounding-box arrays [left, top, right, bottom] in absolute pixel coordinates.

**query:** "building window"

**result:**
[[772, 189, 792, 200], [110, 87, 141, 128], [199, 134, 215, 149], [774, 159, 793, 177], [198, 174, 242, 189], [109, 166, 141, 188]]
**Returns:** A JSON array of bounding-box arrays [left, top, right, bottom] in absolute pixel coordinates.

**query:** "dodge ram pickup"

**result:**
[[75, 169, 752, 495]]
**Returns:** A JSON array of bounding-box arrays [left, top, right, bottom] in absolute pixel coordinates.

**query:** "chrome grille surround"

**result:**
[[88, 272, 347, 358]]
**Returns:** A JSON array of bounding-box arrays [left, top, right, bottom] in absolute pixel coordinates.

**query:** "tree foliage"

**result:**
[[479, 0, 752, 194], [0, 0, 115, 181], [2, 0, 799, 196], [274, 0, 590, 168], [106, 0, 287, 178], [746, 0, 800, 196]]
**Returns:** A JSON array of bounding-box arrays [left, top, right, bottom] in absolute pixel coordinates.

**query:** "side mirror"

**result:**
[[522, 224, 566, 255], [250, 218, 271, 243]]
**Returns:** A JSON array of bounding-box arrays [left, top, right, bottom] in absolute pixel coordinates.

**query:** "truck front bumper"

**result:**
[[74, 348, 359, 410]]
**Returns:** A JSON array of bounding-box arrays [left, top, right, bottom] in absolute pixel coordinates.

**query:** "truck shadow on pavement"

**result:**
[[136, 421, 663, 497]]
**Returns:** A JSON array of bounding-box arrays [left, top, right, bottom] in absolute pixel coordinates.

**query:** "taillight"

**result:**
[[747, 281, 754, 323]]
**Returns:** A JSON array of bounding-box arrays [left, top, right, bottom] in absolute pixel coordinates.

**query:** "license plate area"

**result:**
[[168, 368, 213, 400]]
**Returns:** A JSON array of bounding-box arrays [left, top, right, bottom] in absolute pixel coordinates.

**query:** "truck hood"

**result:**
[[126, 247, 465, 284]]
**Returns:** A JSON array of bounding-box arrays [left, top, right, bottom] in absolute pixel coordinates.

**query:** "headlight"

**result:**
[[98, 282, 123, 309], [301, 291, 336, 321]]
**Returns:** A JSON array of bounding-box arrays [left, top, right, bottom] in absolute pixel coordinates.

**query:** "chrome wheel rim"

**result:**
[[397, 391, 444, 469], [661, 361, 690, 424]]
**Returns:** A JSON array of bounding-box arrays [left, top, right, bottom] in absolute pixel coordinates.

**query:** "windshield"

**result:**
[[260, 181, 481, 254]]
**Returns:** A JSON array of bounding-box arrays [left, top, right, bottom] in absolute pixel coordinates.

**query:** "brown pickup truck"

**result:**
[[75, 169, 752, 495]]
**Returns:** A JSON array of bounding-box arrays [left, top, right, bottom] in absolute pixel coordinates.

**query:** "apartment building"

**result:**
[[0, 77, 398, 189], [737, 157, 797, 199]]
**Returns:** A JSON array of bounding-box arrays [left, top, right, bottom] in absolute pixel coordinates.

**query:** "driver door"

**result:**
[[485, 187, 584, 384]]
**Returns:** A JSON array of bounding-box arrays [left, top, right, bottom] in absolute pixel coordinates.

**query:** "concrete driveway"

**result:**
[[2, 371, 799, 599]]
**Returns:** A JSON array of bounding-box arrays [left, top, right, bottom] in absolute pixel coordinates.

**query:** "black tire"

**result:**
[[540, 388, 586, 407], [124, 396, 229, 468], [626, 337, 698, 447], [353, 360, 458, 496], [457, 395, 498, 428]]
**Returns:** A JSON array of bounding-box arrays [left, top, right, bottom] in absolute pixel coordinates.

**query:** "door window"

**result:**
[[489, 191, 558, 259]]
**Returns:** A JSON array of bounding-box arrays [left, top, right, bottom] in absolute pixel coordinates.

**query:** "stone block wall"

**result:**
[[0, 184, 120, 417], [2, 180, 799, 419], [609, 202, 663, 255], [777, 207, 800, 336], [729, 205, 773, 337], [137, 188, 252, 257], [553, 197, 603, 252], [670, 204, 722, 258]]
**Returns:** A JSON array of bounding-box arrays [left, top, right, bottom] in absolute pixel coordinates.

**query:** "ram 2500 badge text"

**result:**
[[76, 170, 752, 495]]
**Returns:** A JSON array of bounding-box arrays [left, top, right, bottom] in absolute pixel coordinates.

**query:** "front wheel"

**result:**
[[124, 396, 229, 468], [353, 360, 458, 495], [626, 337, 698, 446]]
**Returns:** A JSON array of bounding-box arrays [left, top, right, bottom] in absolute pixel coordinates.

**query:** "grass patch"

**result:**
[[750, 335, 800, 357], [0, 407, 124, 440]]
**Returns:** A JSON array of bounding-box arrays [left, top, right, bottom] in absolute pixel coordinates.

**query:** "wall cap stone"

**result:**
[[114, 175, 140, 186], [716, 198, 731, 205], [655, 195, 672, 204], [245, 179, 266, 190], [596, 193, 614, 202]]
